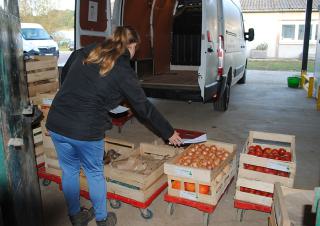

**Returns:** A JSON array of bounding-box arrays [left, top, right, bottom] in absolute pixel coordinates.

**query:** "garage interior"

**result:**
[[38, 71, 320, 226]]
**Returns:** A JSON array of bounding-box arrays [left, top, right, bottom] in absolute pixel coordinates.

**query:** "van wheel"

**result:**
[[237, 69, 246, 84], [213, 84, 230, 111]]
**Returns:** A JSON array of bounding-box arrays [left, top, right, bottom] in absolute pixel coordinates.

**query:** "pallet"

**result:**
[[105, 142, 178, 190], [164, 140, 236, 184], [235, 131, 296, 208], [25, 56, 58, 83], [271, 182, 317, 226]]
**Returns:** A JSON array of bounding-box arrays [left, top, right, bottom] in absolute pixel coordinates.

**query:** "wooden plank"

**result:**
[[238, 168, 294, 187], [27, 68, 58, 83], [25, 57, 57, 71], [236, 177, 274, 193], [248, 131, 295, 145], [28, 80, 58, 97], [239, 154, 296, 175], [164, 140, 236, 184], [107, 175, 167, 203], [235, 190, 273, 207]]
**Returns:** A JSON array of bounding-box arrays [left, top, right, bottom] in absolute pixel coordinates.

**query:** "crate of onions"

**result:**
[[164, 140, 237, 205], [235, 131, 296, 207]]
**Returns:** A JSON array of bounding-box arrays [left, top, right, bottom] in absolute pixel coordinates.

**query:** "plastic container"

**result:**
[[287, 76, 300, 88]]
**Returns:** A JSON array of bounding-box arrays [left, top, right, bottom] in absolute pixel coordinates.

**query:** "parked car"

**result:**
[[21, 23, 59, 57]]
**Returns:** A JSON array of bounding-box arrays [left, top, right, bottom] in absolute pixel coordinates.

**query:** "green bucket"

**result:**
[[287, 76, 300, 88]]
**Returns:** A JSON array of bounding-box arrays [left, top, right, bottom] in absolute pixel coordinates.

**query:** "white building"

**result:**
[[241, 0, 320, 59]]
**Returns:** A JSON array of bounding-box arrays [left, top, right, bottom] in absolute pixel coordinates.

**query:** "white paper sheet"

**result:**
[[181, 134, 207, 144], [109, 105, 129, 114]]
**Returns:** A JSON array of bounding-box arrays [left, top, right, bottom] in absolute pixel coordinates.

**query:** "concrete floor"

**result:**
[[41, 70, 320, 226]]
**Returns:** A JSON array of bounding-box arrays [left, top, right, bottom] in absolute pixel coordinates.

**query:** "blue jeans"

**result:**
[[49, 131, 107, 221]]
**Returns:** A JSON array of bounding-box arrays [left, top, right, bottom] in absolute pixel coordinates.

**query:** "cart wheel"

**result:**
[[167, 203, 174, 215], [42, 179, 51, 186], [236, 209, 245, 222], [140, 208, 153, 219], [109, 200, 121, 209], [203, 213, 210, 226]]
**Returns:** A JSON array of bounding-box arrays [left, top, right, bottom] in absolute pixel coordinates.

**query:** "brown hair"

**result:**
[[83, 26, 140, 76]]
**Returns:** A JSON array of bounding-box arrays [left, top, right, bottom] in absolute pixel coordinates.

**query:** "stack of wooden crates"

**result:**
[[25, 56, 59, 165], [235, 131, 296, 208]]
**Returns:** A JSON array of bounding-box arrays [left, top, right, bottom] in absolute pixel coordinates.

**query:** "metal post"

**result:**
[[301, 0, 313, 77]]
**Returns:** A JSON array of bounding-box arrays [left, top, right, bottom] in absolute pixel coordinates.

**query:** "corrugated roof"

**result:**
[[240, 0, 320, 12]]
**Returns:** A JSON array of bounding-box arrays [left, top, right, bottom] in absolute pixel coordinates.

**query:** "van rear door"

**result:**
[[75, 0, 112, 49], [198, 0, 219, 102]]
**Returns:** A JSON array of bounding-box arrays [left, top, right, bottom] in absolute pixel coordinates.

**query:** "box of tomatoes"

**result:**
[[235, 131, 296, 207], [164, 140, 237, 205]]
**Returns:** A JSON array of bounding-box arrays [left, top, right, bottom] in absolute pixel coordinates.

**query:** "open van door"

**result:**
[[75, 0, 112, 49], [198, 0, 219, 102]]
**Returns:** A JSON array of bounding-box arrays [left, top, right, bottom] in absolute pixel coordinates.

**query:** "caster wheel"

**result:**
[[203, 213, 210, 226], [236, 209, 245, 222], [42, 179, 51, 186], [109, 200, 121, 209], [167, 203, 174, 215], [140, 208, 153, 219]]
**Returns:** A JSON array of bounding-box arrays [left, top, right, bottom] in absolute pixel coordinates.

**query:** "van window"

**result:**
[[21, 28, 51, 40]]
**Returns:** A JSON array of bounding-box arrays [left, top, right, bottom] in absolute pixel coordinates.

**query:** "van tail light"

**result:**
[[207, 30, 212, 42], [217, 35, 224, 78]]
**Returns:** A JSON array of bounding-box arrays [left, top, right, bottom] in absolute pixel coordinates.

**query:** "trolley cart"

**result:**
[[164, 177, 234, 226], [37, 162, 168, 219], [234, 199, 272, 222]]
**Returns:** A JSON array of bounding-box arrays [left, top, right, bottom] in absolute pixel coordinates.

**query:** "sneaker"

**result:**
[[69, 207, 95, 226], [96, 212, 117, 226]]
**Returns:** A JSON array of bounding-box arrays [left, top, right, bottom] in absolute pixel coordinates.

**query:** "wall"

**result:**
[[243, 11, 319, 59]]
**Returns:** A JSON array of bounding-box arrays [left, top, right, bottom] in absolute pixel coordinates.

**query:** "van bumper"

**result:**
[[204, 76, 227, 102]]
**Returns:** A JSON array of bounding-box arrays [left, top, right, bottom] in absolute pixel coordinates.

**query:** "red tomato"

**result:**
[[255, 150, 263, 157], [240, 186, 245, 192], [248, 188, 255, 194], [184, 182, 195, 192], [283, 152, 292, 161], [263, 147, 272, 154], [274, 156, 281, 160], [247, 165, 256, 171], [248, 146, 256, 152], [255, 145, 262, 151], [248, 150, 255, 155], [199, 184, 210, 195], [172, 180, 181, 190], [262, 153, 269, 159], [270, 169, 278, 175], [278, 148, 286, 156], [255, 166, 264, 172], [271, 149, 279, 155], [267, 193, 273, 198], [263, 167, 272, 174]]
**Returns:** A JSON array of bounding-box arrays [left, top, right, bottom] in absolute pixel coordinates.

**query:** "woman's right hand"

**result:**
[[168, 131, 182, 147]]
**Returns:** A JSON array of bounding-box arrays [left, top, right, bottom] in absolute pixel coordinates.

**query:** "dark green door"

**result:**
[[0, 1, 43, 225]]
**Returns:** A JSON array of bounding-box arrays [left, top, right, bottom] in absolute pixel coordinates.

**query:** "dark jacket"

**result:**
[[46, 44, 174, 141]]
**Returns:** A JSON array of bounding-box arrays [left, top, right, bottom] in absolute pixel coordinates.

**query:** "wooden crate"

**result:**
[[235, 177, 274, 207], [238, 131, 296, 187], [105, 142, 178, 190], [164, 140, 237, 184], [167, 155, 237, 205], [35, 144, 45, 165], [25, 56, 59, 97], [270, 182, 316, 226]]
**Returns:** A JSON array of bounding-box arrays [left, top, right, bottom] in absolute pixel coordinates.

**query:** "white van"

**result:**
[[75, 0, 254, 111], [21, 23, 59, 57]]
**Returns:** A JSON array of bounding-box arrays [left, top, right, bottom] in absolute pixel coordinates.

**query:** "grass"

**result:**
[[247, 59, 315, 72]]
